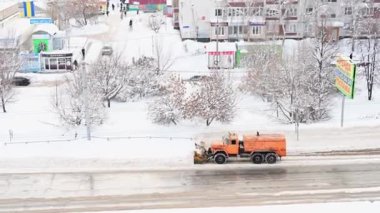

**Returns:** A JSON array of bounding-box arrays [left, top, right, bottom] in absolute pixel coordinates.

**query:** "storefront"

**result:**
[[40, 52, 73, 72]]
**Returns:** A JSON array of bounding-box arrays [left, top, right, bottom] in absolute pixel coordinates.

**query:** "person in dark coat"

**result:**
[[112, 4, 115, 10], [129, 19, 133, 29], [73, 60, 78, 70]]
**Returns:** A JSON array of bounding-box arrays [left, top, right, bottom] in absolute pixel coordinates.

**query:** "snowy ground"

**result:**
[[98, 201, 380, 213], [0, 10, 379, 171]]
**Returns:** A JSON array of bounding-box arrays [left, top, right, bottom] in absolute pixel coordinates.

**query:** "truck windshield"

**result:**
[[222, 135, 229, 144]]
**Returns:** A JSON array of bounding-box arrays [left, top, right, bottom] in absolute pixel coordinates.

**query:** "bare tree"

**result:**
[[45, 0, 71, 29], [153, 37, 175, 74], [240, 44, 282, 101], [148, 75, 186, 125], [309, 13, 337, 119], [241, 41, 334, 123], [89, 53, 128, 108], [359, 16, 379, 100], [63, 0, 102, 26], [185, 71, 236, 126], [149, 14, 163, 33], [53, 71, 105, 127], [0, 34, 20, 113]]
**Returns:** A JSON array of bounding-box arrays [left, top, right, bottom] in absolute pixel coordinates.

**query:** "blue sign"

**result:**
[[30, 18, 53, 25]]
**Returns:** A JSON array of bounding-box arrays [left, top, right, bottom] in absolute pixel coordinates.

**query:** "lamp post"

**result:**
[[81, 47, 91, 141]]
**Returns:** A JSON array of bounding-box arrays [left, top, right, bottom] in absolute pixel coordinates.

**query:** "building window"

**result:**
[[228, 26, 242, 35], [252, 26, 262, 35], [228, 8, 236, 16], [215, 27, 224, 35], [228, 26, 234, 35], [286, 24, 297, 33], [286, 8, 297, 16], [360, 7, 374, 16], [306, 8, 313, 14], [252, 7, 263, 16], [344, 7, 352, 15], [266, 9, 278, 17], [215, 9, 222, 16]]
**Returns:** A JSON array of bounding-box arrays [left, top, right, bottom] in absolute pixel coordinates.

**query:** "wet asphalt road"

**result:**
[[1, 159, 380, 212]]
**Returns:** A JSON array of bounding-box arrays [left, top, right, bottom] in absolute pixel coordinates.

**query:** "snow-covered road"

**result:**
[[1, 155, 380, 212]]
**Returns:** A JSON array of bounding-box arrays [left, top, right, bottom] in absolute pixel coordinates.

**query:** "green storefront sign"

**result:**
[[33, 38, 50, 54]]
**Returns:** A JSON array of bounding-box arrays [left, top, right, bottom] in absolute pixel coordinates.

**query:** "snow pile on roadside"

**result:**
[[0, 139, 194, 170]]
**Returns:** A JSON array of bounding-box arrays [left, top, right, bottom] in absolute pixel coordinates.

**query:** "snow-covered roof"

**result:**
[[33, 24, 59, 35], [0, 18, 32, 38], [0, 1, 16, 11], [206, 42, 236, 52]]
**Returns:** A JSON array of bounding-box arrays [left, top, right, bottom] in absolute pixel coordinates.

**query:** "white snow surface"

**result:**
[[95, 201, 380, 213]]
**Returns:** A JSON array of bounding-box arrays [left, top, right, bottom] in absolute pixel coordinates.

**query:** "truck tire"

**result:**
[[214, 153, 227, 164], [265, 153, 277, 164], [251, 153, 264, 164]]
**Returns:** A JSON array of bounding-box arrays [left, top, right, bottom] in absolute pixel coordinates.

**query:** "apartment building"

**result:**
[[176, 0, 380, 41]]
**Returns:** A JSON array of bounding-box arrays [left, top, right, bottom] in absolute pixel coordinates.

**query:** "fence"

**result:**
[[2, 135, 195, 146]]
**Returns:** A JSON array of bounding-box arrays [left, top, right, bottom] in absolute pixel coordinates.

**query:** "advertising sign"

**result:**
[[33, 38, 50, 54], [335, 55, 356, 99], [30, 18, 53, 24]]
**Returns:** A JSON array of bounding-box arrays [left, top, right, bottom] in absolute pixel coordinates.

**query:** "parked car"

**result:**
[[101, 45, 113, 56], [12, 76, 30, 86]]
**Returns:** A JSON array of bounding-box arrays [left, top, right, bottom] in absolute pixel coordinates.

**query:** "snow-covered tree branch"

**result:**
[[53, 70, 105, 128], [185, 71, 236, 126], [0, 33, 20, 113], [148, 74, 186, 125], [89, 53, 128, 107]]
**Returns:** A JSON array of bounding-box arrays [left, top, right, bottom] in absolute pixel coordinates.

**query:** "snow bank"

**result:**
[[0, 139, 194, 170]]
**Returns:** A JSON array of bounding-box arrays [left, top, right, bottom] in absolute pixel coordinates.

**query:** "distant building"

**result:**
[[176, 0, 380, 41]]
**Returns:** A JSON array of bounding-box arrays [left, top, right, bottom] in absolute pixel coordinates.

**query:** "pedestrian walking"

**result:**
[[112, 4, 115, 11], [129, 19, 133, 29]]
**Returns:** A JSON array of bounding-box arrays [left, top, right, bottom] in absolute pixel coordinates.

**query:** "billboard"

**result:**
[[335, 55, 356, 99]]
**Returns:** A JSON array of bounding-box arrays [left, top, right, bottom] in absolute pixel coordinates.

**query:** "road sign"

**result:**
[[335, 55, 356, 99], [30, 18, 53, 24]]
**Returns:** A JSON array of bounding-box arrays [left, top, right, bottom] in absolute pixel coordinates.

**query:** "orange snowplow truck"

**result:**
[[207, 132, 286, 164]]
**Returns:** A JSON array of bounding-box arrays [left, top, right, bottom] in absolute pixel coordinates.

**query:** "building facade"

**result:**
[[177, 0, 380, 41]]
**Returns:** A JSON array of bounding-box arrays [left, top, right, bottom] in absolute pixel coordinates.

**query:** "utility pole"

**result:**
[[81, 47, 91, 141]]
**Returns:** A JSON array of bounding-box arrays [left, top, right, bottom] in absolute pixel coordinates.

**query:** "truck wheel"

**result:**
[[214, 154, 227, 164], [265, 153, 277, 164], [252, 153, 264, 164]]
